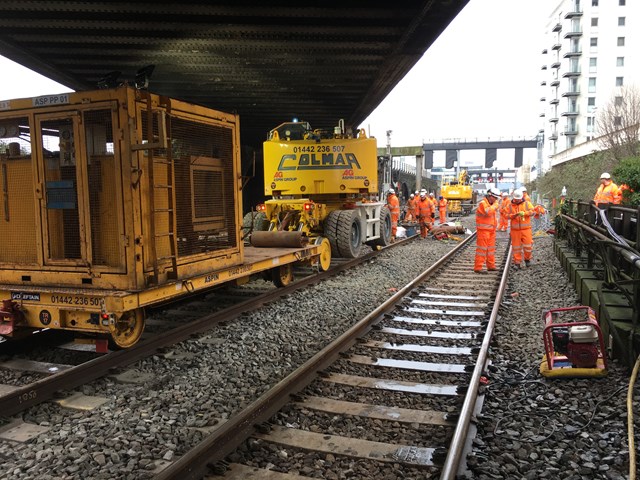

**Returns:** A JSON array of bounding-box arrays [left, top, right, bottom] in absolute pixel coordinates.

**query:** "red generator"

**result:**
[[540, 306, 608, 378]]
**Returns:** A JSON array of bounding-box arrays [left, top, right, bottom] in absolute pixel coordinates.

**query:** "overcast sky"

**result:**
[[0, 0, 553, 167]]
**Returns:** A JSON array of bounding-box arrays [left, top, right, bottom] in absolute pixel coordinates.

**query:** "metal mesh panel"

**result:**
[[41, 118, 82, 260], [0, 117, 38, 264], [84, 109, 122, 267], [142, 112, 237, 260]]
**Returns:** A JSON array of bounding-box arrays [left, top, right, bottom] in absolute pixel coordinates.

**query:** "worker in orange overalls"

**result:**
[[416, 190, 433, 239], [498, 192, 511, 231], [438, 195, 448, 224], [594, 172, 622, 207], [474, 188, 501, 273], [508, 188, 535, 269], [386, 188, 400, 241], [405, 193, 417, 222], [521, 186, 531, 202]]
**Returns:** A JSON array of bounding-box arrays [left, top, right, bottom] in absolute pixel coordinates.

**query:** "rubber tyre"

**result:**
[[323, 210, 341, 256], [242, 211, 269, 237], [371, 205, 392, 247], [336, 209, 362, 258]]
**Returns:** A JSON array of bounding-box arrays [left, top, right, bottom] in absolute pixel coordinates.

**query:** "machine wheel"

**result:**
[[323, 210, 341, 255], [315, 236, 332, 271], [271, 264, 294, 287], [336, 209, 362, 258], [370, 205, 392, 247], [242, 211, 269, 237], [108, 309, 145, 349]]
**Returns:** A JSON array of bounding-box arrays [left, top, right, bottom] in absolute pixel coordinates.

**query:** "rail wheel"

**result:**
[[336, 209, 362, 258], [109, 309, 145, 349], [315, 236, 332, 271], [271, 264, 294, 287]]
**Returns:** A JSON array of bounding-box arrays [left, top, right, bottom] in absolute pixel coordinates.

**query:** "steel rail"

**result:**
[[155, 233, 478, 480], [0, 239, 410, 417], [439, 243, 513, 479]]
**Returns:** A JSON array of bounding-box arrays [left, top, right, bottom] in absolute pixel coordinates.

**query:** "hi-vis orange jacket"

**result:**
[[594, 182, 622, 206], [475, 198, 498, 230], [508, 200, 535, 230]]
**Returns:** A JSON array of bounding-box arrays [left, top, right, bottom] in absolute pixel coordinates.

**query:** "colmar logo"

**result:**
[[278, 153, 361, 171]]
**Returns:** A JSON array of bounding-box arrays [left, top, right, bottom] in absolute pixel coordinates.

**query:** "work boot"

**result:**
[[473, 269, 486, 274], [513, 264, 521, 270], [525, 260, 531, 267]]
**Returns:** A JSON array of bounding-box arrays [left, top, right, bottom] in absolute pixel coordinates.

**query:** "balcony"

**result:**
[[562, 89, 580, 97], [542, 65, 548, 70], [562, 69, 581, 77], [561, 109, 579, 116], [563, 49, 582, 58], [550, 98, 560, 104], [540, 97, 546, 102], [542, 48, 548, 54], [551, 61, 561, 69], [549, 117, 559, 123], [552, 43, 562, 51], [550, 79, 560, 87], [552, 23, 562, 32], [564, 29, 583, 38], [540, 112, 546, 117], [541, 80, 547, 86], [564, 127, 579, 135], [565, 9, 583, 19], [549, 133, 559, 141]]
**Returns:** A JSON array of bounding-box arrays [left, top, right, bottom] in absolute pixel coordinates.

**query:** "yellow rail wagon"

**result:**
[[255, 120, 391, 258], [0, 87, 329, 348]]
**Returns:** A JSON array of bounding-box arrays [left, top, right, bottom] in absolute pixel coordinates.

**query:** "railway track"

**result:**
[[156, 232, 514, 479], [0, 238, 415, 419]]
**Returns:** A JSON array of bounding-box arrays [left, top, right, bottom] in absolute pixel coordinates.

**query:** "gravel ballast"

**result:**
[[0, 225, 637, 480]]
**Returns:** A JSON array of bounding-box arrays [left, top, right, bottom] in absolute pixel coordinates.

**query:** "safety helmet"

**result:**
[[439, 195, 443, 199], [429, 192, 434, 196], [502, 192, 508, 197], [410, 193, 415, 198], [388, 188, 395, 194], [521, 186, 527, 192], [600, 172, 611, 179], [420, 189, 427, 194], [512, 189, 524, 200], [415, 190, 419, 195], [488, 187, 501, 199], [420, 192, 426, 198]]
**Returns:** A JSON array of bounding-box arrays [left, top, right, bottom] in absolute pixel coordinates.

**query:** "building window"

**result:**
[[617, 37, 625, 46], [591, 17, 598, 27], [589, 57, 597, 72], [616, 77, 624, 86], [619, 0, 625, 5], [567, 137, 576, 148], [588, 77, 597, 92], [592, 0, 598, 5], [617, 56, 625, 66], [618, 17, 625, 26], [587, 117, 595, 133], [614, 116, 622, 127], [590, 37, 598, 47], [615, 96, 623, 107], [588, 97, 596, 112]]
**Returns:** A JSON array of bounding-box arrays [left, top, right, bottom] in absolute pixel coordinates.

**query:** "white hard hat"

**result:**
[[429, 192, 434, 196], [600, 172, 611, 179], [388, 188, 395, 194], [415, 190, 419, 195], [420, 189, 427, 194], [488, 187, 501, 198], [512, 189, 524, 200], [410, 193, 415, 198], [521, 186, 527, 192], [502, 192, 508, 197]]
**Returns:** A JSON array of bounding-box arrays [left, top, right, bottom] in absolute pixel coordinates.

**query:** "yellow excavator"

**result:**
[[441, 169, 473, 216]]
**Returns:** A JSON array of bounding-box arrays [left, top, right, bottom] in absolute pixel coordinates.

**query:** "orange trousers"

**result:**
[[474, 229, 496, 271], [439, 208, 446, 224], [391, 213, 399, 237], [511, 227, 533, 265], [498, 214, 509, 231], [419, 219, 431, 238]]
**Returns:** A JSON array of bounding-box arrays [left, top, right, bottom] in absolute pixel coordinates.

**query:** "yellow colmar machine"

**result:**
[[441, 169, 473, 216], [255, 120, 391, 258]]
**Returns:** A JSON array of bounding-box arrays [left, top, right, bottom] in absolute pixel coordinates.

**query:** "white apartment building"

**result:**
[[541, 0, 639, 169]]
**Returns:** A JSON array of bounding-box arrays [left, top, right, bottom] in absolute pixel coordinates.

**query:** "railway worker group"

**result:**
[[473, 171, 621, 274], [387, 188, 448, 241]]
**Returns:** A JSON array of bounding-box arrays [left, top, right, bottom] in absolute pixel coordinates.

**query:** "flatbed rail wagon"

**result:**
[[0, 87, 330, 347]]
